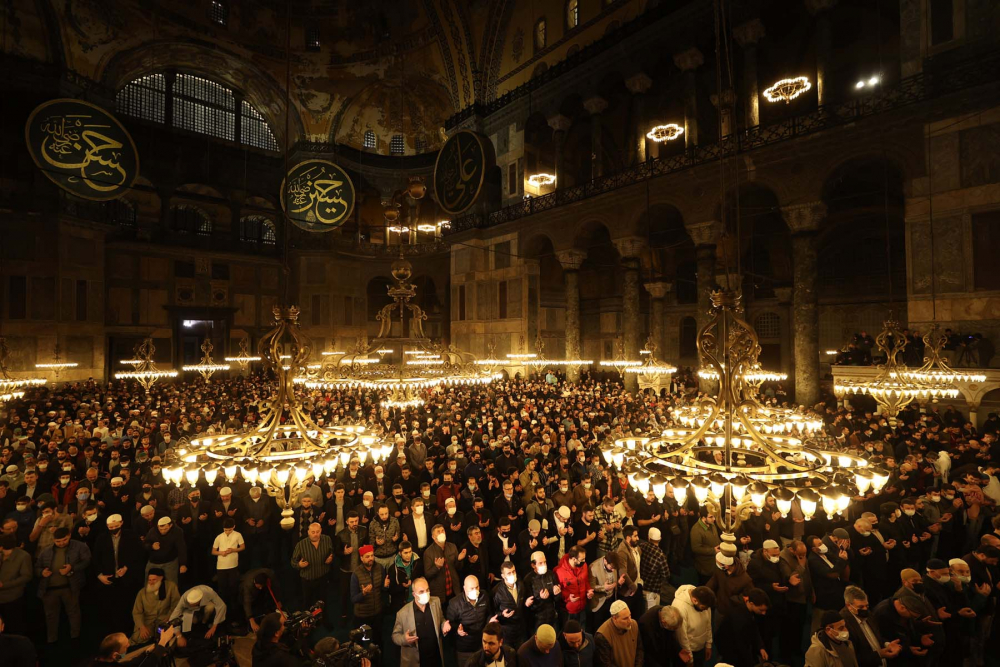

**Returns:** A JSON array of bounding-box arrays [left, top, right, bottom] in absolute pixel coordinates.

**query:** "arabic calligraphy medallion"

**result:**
[[433, 130, 492, 216], [280, 159, 356, 233], [25, 98, 139, 201]]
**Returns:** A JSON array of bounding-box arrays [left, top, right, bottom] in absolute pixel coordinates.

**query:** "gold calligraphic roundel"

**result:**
[[280, 160, 356, 233], [25, 98, 140, 201], [433, 130, 494, 216]]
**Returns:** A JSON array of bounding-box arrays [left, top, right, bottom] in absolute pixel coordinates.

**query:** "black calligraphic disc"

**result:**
[[280, 160, 357, 233], [25, 98, 140, 201], [433, 130, 491, 216]]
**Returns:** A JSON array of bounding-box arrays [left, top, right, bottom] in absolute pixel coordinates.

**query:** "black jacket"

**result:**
[[840, 607, 885, 667], [446, 593, 493, 652], [491, 579, 528, 634], [716, 596, 764, 667], [638, 605, 685, 667], [93, 528, 145, 588], [467, 645, 519, 667]]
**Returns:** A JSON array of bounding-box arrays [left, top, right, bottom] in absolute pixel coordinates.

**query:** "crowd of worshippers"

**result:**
[[2, 374, 1000, 667]]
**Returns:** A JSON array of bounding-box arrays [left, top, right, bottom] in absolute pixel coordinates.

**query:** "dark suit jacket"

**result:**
[[841, 606, 884, 667]]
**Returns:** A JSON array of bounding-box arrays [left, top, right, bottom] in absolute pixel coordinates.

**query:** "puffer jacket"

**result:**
[[671, 584, 712, 651], [554, 553, 591, 614], [446, 592, 492, 652], [369, 516, 400, 558]]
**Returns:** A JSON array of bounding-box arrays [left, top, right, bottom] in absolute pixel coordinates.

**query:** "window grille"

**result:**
[[364, 130, 377, 149], [171, 205, 213, 236], [240, 215, 277, 245], [241, 100, 278, 151], [209, 1, 228, 26], [306, 26, 321, 50], [754, 312, 781, 338], [115, 74, 166, 123], [566, 0, 579, 28], [390, 135, 404, 155]]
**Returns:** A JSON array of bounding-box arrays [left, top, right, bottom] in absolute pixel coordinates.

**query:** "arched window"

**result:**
[[209, 1, 228, 27], [240, 215, 277, 245], [534, 19, 547, 52], [680, 316, 698, 357], [566, 0, 579, 29], [754, 312, 781, 339], [111, 199, 137, 229], [415, 137, 427, 153], [116, 73, 278, 151], [390, 135, 404, 155], [363, 130, 377, 150], [170, 204, 212, 236]]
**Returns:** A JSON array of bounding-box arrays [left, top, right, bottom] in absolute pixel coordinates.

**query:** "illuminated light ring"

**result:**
[[182, 364, 232, 372], [645, 123, 685, 142], [225, 356, 261, 362], [416, 224, 437, 233], [35, 363, 79, 369], [114, 370, 179, 379], [625, 364, 677, 375], [763, 77, 812, 103], [527, 173, 556, 187], [599, 360, 642, 368]]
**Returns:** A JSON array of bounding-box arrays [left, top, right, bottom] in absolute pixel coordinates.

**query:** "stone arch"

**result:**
[[716, 183, 792, 299], [98, 40, 304, 147], [818, 156, 906, 301]]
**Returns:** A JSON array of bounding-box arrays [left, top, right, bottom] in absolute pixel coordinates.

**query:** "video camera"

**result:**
[[312, 625, 380, 667], [284, 600, 325, 632]]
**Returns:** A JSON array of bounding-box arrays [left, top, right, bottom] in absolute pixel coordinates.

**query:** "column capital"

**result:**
[[644, 281, 673, 299], [583, 96, 608, 115], [555, 249, 587, 271], [782, 201, 827, 233], [547, 114, 572, 133], [673, 48, 705, 73], [805, 0, 838, 14], [685, 220, 722, 246], [613, 236, 647, 259], [624, 72, 653, 95], [733, 19, 766, 47]]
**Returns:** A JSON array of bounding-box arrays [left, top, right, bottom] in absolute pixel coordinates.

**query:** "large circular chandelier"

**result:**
[[0, 337, 46, 404], [625, 337, 677, 379], [834, 317, 958, 426], [646, 123, 685, 142], [164, 306, 389, 512], [604, 290, 885, 534], [298, 258, 500, 409]]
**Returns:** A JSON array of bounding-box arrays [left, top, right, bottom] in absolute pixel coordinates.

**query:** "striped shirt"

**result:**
[[291, 534, 334, 581]]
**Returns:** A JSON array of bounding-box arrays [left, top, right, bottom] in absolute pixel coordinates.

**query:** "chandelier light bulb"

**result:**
[[645, 123, 685, 142]]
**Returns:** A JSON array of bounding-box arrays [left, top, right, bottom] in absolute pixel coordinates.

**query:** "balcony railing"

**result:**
[[444, 46, 1000, 235]]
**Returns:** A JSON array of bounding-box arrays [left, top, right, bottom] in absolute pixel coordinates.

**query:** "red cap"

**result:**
[[359, 544, 374, 556]]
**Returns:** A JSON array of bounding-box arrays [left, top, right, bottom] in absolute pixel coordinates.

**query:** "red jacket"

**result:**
[[554, 553, 591, 613], [52, 480, 80, 507]]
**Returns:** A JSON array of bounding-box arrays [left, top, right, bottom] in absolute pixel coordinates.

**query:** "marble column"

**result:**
[[547, 114, 572, 190], [614, 237, 646, 391], [557, 249, 587, 381], [733, 19, 765, 128], [673, 48, 704, 150], [806, 0, 838, 106], [686, 222, 721, 336], [583, 96, 608, 178], [783, 201, 827, 407], [624, 73, 652, 163], [644, 281, 672, 358]]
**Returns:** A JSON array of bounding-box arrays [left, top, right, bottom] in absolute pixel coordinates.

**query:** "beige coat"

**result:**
[[130, 580, 181, 643], [391, 597, 445, 667]]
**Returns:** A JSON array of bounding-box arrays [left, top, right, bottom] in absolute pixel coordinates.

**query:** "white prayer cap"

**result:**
[[648, 527, 661, 541], [609, 600, 629, 616], [763, 539, 780, 550], [186, 588, 203, 605], [219, 487, 232, 495], [111, 476, 124, 485], [157, 516, 172, 526], [106, 514, 123, 526], [716, 552, 734, 566]]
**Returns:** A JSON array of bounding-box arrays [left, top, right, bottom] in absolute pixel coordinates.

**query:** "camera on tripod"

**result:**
[[284, 600, 324, 633]]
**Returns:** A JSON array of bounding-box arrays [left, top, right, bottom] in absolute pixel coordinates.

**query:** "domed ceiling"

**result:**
[[7, 0, 644, 153]]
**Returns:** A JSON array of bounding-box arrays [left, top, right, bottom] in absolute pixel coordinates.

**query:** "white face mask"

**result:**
[[363, 500, 372, 508], [935, 574, 951, 584], [467, 589, 479, 602], [503, 575, 517, 586], [836, 630, 850, 642], [447, 507, 456, 516], [85, 514, 97, 523], [768, 555, 780, 563], [818, 544, 829, 554], [435, 533, 446, 544], [535, 564, 547, 575], [957, 574, 971, 584], [859, 531, 871, 537], [422, 490, 431, 498], [904, 509, 916, 517], [415, 591, 430, 605], [413, 506, 424, 515]]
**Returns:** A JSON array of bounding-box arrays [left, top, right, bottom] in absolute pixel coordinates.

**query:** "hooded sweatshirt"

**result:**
[[671, 584, 712, 652]]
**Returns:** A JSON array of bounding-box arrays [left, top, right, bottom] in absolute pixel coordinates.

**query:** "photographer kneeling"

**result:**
[[252, 612, 300, 667], [91, 625, 176, 666], [169, 586, 227, 649]]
